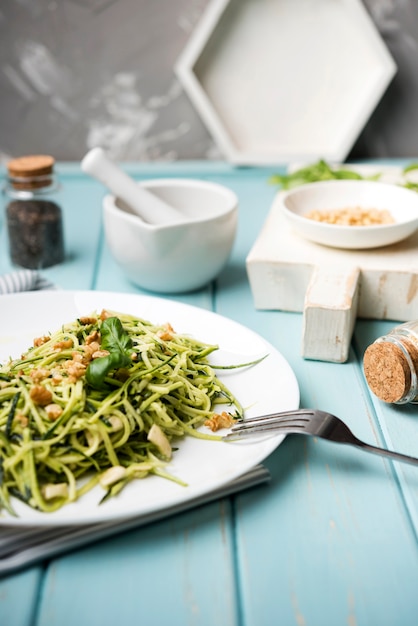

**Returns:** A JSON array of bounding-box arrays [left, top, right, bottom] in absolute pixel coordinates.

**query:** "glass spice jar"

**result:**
[[3, 155, 65, 269], [363, 321, 418, 404]]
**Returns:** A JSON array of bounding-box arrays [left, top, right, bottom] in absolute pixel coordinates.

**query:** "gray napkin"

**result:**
[[0, 270, 56, 294], [0, 465, 270, 577]]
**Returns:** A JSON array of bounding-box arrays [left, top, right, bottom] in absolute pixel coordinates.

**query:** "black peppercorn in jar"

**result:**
[[3, 155, 65, 269]]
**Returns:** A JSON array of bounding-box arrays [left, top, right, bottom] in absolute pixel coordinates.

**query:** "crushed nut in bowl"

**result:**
[[305, 206, 395, 226], [281, 179, 418, 249]]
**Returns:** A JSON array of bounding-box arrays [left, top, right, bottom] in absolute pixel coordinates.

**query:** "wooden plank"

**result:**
[[215, 168, 418, 625], [36, 501, 238, 626], [33, 162, 247, 626], [0, 568, 43, 626], [354, 319, 418, 532], [1, 162, 418, 626]]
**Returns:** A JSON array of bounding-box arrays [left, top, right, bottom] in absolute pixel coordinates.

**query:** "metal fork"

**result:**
[[223, 409, 418, 466]]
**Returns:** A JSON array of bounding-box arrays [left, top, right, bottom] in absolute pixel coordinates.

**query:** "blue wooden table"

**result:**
[[1, 161, 417, 626]]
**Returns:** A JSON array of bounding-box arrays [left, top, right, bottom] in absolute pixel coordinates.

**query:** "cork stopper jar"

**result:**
[[363, 321, 418, 404], [3, 155, 65, 269], [7, 155, 56, 191]]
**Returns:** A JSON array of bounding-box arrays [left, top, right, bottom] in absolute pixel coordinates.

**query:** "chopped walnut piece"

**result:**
[[79, 316, 97, 325], [64, 360, 86, 381], [71, 352, 84, 363], [53, 339, 73, 351], [51, 372, 63, 385], [100, 309, 111, 320], [45, 404, 63, 420], [204, 411, 235, 432], [83, 341, 101, 357], [79, 351, 93, 364], [30, 368, 50, 383], [33, 336, 50, 347], [30, 385, 53, 406], [85, 330, 100, 345], [92, 349, 110, 359], [156, 323, 175, 341]]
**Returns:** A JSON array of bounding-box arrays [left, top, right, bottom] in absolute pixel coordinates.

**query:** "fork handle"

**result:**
[[355, 441, 418, 466]]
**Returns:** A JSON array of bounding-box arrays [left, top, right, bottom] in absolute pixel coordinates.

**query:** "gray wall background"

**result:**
[[1, 0, 418, 164]]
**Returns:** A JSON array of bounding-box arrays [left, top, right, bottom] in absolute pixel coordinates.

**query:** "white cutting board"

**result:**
[[246, 184, 418, 363]]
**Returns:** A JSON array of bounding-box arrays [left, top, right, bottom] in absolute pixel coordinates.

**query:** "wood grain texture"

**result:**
[[247, 173, 418, 362], [303, 265, 360, 362], [247, 192, 418, 321], [0, 162, 417, 626]]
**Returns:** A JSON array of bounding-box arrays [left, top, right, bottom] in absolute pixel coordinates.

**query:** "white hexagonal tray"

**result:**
[[175, 0, 396, 164]]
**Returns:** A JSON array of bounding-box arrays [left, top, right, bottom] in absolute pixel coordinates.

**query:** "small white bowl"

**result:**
[[103, 178, 238, 293], [281, 180, 418, 249]]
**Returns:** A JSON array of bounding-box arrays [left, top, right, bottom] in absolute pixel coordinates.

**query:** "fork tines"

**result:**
[[224, 409, 313, 441], [235, 409, 314, 424]]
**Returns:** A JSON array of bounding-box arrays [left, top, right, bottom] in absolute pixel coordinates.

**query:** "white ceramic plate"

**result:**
[[281, 180, 418, 249], [176, 0, 396, 164], [0, 291, 299, 526]]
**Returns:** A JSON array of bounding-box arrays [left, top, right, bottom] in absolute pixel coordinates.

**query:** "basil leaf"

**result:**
[[86, 317, 133, 389], [86, 350, 131, 389], [269, 159, 381, 189], [403, 162, 418, 174], [100, 317, 132, 353]]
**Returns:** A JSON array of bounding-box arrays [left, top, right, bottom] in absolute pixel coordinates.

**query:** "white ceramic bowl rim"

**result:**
[[280, 179, 418, 250], [282, 179, 418, 230], [102, 177, 238, 292], [104, 177, 238, 230]]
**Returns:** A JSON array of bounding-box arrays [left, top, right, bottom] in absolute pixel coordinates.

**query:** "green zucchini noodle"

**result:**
[[0, 310, 244, 515]]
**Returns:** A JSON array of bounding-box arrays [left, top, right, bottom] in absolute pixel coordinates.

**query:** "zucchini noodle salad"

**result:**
[[0, 310, 253, 516]]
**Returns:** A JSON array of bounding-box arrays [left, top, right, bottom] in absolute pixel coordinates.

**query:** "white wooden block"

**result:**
[[246, 188, 418, 363], [302, 265, 360, 362]]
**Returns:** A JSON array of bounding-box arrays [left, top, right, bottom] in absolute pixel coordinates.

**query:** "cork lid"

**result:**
[[7, 155, 55, 191], [7, 155, 55, 178], [363, 341, 411, 403]]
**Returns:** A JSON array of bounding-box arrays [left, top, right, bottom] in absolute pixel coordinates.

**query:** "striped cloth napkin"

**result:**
[[0, 270, 56, 294]]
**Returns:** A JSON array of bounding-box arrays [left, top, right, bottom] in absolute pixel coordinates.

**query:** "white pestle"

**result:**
[[81, 147, 185, 225]]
